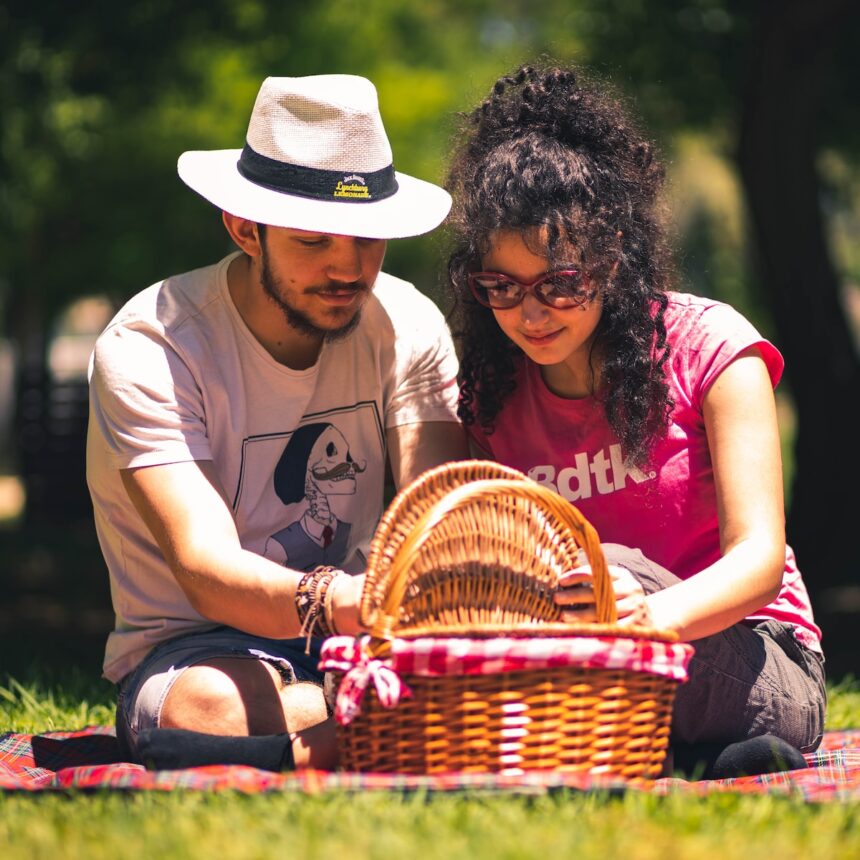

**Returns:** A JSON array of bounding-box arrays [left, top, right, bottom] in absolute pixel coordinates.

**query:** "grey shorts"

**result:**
[[115, 627, 325, 759], [602, 544, 827, 752]]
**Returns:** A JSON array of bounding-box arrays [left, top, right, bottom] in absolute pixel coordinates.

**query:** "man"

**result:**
[[87, 74, 467, 771]]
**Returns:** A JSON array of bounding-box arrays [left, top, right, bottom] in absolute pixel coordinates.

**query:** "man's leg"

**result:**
[[116, 628, 336, 769], [159, 656, 335, 768]]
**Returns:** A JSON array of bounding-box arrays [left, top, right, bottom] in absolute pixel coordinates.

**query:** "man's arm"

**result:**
[[385, 420, 469, 490], [120, 460, 364, 637]]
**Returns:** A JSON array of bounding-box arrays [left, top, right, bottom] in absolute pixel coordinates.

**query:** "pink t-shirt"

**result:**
[[467, 292, 821, 651]]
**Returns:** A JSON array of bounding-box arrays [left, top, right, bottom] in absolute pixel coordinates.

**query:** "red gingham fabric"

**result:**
[[318, 634, 693, 725], [386, 635, 693, 679], [317, 636, 413, 725]]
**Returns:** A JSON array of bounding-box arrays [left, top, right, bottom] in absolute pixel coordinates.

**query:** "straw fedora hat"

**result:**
[[178, 75, 452, 239]]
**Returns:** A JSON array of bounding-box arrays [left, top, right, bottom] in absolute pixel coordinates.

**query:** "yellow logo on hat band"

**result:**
[[334, 175, 370, 199]]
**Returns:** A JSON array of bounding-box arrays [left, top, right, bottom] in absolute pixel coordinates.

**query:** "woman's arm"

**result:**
[[644, 346, 786, 640]]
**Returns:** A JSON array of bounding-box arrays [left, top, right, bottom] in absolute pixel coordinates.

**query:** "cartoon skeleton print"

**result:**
[[265, 422, 366, 570]]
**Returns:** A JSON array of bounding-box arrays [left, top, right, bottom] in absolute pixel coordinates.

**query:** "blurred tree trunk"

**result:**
[[738, 0, 859, 593]]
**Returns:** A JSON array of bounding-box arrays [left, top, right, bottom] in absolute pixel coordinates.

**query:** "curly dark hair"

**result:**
[[446, 64, 675, 467]]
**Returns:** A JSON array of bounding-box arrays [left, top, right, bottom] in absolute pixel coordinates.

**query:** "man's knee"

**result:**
[[160, 658, 288, 736], [281, 682, 330, 734]]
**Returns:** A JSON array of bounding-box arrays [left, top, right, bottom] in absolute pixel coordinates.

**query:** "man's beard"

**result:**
[[259, 246, 364, 343]]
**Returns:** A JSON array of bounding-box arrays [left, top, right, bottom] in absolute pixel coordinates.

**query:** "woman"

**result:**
[[446, 64, 825, 775]]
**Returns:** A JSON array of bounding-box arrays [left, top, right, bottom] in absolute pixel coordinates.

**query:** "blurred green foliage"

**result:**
[[2, 2, 858, 584], [1, 0, 857, 330], [0, 1, 858, 664]]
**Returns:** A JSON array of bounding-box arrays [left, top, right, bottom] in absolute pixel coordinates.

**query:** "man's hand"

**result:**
[[554, 564, 653, 627], [329, 573, 366, 636]]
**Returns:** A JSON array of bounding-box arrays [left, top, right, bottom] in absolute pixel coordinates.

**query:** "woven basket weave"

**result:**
[[337, 460, 686, 780]]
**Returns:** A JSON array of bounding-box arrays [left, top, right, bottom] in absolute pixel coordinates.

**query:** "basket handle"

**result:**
[[369, 478, 617, 640]]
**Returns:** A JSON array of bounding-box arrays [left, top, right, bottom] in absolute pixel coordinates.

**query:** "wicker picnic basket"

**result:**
[[324, 460, 691, 780]]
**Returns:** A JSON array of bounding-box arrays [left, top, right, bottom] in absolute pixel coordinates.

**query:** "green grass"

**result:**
[[1, 790, 858, 860], [825, 675, 860, 730], [0, 671, 114, 734], [1, 673, 858, 860]]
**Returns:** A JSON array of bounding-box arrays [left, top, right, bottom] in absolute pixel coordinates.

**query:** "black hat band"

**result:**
[[237, 143, 398, 203]]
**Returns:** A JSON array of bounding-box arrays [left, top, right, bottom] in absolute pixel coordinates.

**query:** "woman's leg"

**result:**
[[601, 544, 826, 752]]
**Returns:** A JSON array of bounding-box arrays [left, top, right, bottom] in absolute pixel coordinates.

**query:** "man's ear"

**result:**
[[222, 212, 263, 257]]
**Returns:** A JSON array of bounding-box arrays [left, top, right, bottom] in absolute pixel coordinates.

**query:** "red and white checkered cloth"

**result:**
[[2, 726, 858, 797], [319, 634, 693, 726]]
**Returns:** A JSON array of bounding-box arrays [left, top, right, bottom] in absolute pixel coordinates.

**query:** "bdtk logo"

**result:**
[[527, 444, 656, 501]]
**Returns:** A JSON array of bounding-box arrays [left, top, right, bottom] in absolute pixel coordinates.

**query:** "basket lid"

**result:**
[[361, 460, 617, 640]]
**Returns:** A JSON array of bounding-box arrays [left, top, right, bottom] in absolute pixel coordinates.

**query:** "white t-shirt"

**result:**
[[87, 252, 460, 682]]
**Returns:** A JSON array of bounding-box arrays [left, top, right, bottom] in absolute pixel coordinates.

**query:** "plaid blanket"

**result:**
[[1, 727, 857, 799]]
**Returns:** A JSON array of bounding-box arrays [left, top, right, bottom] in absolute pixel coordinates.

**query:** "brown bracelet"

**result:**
[[294, 565, 343, 651], [313, 571, 336, 639], [294, 569, 321, 631]]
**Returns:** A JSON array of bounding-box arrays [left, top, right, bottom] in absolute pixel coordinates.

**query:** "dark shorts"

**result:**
[[115, 627, 325, 759], [603, 544, 827, 752]]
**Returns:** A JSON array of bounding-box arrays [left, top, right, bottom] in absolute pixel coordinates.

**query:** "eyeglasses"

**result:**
[[467, 269, 594, 310]]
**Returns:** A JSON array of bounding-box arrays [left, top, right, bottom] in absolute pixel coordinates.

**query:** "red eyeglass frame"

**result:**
[[466, 269, 594, 309]]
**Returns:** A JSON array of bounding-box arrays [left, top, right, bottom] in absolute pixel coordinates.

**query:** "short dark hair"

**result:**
[[273, 422, 331, 504]]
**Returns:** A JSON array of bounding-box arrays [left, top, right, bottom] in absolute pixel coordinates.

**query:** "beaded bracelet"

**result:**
[[296, 566, 334, 635], [294, 568, 322, 630], [294, 565, 344, 652], [313, 571, 337, 639]]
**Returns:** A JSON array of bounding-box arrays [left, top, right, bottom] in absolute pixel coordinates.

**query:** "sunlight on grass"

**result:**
[[825, 675, 860, 730], [0, 671, 114, 733]]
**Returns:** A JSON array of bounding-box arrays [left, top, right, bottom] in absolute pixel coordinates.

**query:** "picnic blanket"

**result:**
[[1, 727, 857, 799]]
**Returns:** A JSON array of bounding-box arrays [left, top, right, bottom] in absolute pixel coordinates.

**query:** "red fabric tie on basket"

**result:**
[[319, 635, 693, 726], [319, 636, 413, 725]]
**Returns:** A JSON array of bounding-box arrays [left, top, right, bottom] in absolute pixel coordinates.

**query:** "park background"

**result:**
[[0, 0, 857, 681]]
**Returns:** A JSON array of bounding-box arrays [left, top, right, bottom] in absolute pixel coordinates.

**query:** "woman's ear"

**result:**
[[222, 212, 264, 257]]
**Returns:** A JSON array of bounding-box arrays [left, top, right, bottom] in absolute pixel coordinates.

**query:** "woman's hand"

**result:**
[[554, 564, 653, 627], [607, 565, 653, 627], [554, 566, 598, 622]]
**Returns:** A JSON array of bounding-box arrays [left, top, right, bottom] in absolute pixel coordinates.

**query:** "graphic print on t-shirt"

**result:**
[[264, 422, 366, 570], [230, 401, 385, 572]]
